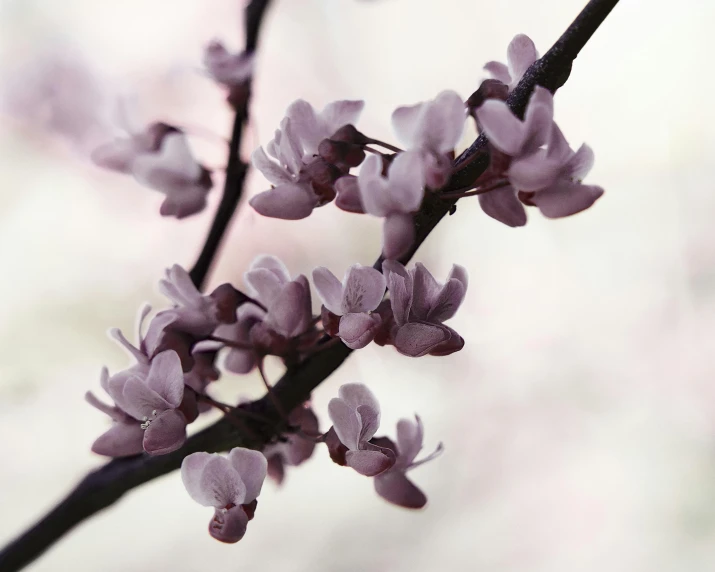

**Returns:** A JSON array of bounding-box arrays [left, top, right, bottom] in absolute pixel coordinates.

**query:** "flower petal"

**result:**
[[357, 154, 391, 217], [228, 447, 268, 503], [427, 278, 467, 323], [564, 143, 595, 181], [143, 409, 187, 455], [145, 350, 184, 408], [182, 453, 219, 506], [285, 99, 322, 155], [387, 150, 426, 212], [209, 505, 249, 544], [249, 184, 316, 220], [199, 456, 247, 507], [345, 450, 393, 476], [341, 265, 386, 313], [393, 322, 451, 357], [121, 375, 172, 420], [383, 261, 412, 327], [91, 423, 145, 458], [374, 471, 427, 509], [410, 263, 441, 320], [356, 403, 380, 443], [338, 383, 381, 416], [391, 102, 426, 148], [508, 150, 563, 192], [312, 267, 344, 315], [420, 90, 466, 154], [334, 176, 365, 214], [224, 348, 257, 375], [328, 398, 360, 450], [532, 180, 604, 218], [265, 278, 312, 338], [478, 186, 527, 227], [396, 415, 424, 467], [476, 100, 525, 156], [507, 34, 537, 86], [320, 100, 365, 135], [251, 146, 293, 186], [338, 313, 380, 349], [483, 61, 511, 85]]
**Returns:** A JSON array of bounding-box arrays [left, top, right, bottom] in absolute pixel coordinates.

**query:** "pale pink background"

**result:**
[[1, 0, 714, 570]]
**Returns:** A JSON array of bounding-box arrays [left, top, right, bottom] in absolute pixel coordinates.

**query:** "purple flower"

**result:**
[[373, 415, 443, 509], [214, 303, 265, 374], [203, 40, 253, 87], [105, 350, 188, 456], [158, 265, 223, 337], [327, 383, 395, 476], [92, 123, 212, 219], [357, 152, 426, 259], [249, 99, 363, 220], [181, 448, 267, 543], [383, 260, 468, 357], [263, 404, 320, 485], [285, 98, 365, 158], [391, 90, 466, 189], [484, 34, 538, 91], [475, 86, 554, 227], [312, 264, 386, 349], [508, 123, 604, 218]]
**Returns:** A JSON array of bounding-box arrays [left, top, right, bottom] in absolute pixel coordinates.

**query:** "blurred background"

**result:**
[[1, 0, 714, 570]]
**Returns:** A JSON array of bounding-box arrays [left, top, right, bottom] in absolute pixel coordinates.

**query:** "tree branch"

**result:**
[[0, 1, 619, 569], [189, 0, 273, 290]]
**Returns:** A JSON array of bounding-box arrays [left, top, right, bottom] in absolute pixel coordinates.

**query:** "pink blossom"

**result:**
[[327, 383, 395, 476], [483, 34, 538, 91], [382, 261, 468, 357], [92, 123, 212, 219], [181, 448, 267, 543], [373, 415, 443, 509], [391, 90, 466, 189], [312, 264, 386, 349], [357, 152, 426, 259], [85, 390, 145, 458]]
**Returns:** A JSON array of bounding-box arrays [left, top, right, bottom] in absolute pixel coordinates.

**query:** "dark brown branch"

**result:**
[[0, 1, 618, 569], [188, 0, 273, 290]]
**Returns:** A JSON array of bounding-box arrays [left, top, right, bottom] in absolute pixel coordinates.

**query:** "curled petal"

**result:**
[[335, 176, 365, 214], [249, 184, 317, 220], [393, 322, 451, 357], [143, 409, 187, 455], [328, 398, 360, 450], [251, 147, 293, 186], [345, 449, 393, 476], [209, 505, 249, 544], [396, 415, 424, 467], [374, 471, 427, 509], [483, 61, 511, 85], [91, 422, 145, 458], [564, 143, 595, 181], [478, 186, 527, 227], [338, 312, 381, 350], [506, 34, 538, 86], [477, 100, 525, 156], [426, 278, 467, 323], [447, 264, 468, 290], [338, 383, 380, 416], [531, 181, 604, 218], [266, 278, 312, 338]]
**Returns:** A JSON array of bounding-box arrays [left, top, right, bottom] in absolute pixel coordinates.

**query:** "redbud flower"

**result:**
[[357, 152, 426, 259], [92, 123, 212, 218], [373, 415, 443, 509], [203, 40, 253, 87], [483, 34, 538, 91], [312, 264, 386, 349], [391, 90, 466, 189], [263, 404, 320, 484], [328, 383, 395, 476], [181, 448, 267, 543], [85, 390, 145, 458], [383, 261, 468, 357]]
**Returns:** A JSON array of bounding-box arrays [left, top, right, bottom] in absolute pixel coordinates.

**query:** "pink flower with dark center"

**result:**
[[181, 448, 267, 543], [327, 383, 395, 476], [383, 260, 468, 357], [483, 34, 538, 91], [391, 90, 466, 189], [357, 152, 426, 260], [373, 415, 443, 509], [312, 264, 386, 349]]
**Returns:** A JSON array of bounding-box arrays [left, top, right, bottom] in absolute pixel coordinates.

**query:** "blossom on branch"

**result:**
[[181, 448, 267, 543], [382, 261, 468, 357], [357, 152, 425, 260], [327, 383, 395, 476], [203, 40, 253, 87], [312, 264, 386, 349], [263, 403, 320, 484], [92, 123, 212, 219], [373, 415, 443, 509], [391, 90, 466, 189]]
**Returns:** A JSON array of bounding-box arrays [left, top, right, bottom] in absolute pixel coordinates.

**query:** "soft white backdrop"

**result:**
[[1, 0, 715, 570]]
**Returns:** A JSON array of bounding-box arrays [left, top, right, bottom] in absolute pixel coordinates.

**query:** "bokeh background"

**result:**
[[1, 0, 714, 570]]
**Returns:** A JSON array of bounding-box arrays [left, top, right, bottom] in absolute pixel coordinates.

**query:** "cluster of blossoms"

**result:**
[[84, 33, 604, 546], [87, 256, 463, 541]]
